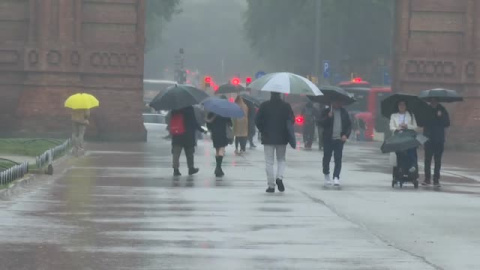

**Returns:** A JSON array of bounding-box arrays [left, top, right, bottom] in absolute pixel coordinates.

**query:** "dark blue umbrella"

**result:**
[[201, 97, 245, 118]]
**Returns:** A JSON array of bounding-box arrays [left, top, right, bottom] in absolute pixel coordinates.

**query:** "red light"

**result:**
[[213, 85, 219, 91], [246, 77, 252, 85], [352, 77, 363, 83], [204, 76, 212, 83], [229, 97, 235, 103], [186, 69, 191, 74], [295, 115, 304, 125], [231, 77, 241, 85]]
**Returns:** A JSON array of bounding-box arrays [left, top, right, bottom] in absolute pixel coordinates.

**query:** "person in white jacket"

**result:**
[[389, 100, 418, 173]]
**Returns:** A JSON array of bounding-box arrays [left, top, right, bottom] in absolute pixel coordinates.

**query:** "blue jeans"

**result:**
[[323, 139, 344, 179]]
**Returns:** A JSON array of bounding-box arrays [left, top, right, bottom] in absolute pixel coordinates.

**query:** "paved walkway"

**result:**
[[0, 124, 478, 269]]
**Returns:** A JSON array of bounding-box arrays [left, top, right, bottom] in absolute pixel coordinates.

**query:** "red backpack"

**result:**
[[169, 113, 185, 135]]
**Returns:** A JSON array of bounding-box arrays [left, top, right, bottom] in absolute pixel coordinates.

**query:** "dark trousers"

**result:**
[[303, 124, 315, 148], [235, 137, 247, 151], [172, 145, 195, 169], [323, 139, 344, 179], [317, 127, 324, 150], [424, 141, 444, 183]]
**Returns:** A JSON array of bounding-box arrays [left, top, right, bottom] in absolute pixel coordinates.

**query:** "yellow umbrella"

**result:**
[[64, 93, 99, 109]]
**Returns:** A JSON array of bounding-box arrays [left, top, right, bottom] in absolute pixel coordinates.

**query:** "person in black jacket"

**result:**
[[170, 106, 206, 177], [206, 112, 232, 177], [422, 98, 450, 187], [255, 92, 294, 193], [318, 101, 352, 187]]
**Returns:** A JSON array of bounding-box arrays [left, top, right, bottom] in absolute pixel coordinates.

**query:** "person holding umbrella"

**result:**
[[202, 96, 244, 177], [149, 84, 209, 177], [310, 86, 354, 187], [389, 100, 419, 175], [255, 92, 295, 193], [318, 101, 352, 187], [64, 93, 99, 156], [302, 101, 318, 149], [233, 96, 249, 154], [419, 89, 462, 187]]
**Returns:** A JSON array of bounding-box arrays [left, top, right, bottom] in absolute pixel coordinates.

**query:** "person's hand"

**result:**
[[437, 110, 442, 117], [341, 135, 348, 142], [84, 120, 89, 125], [328, 111, 333, 118], [400, 123, 407, 129]]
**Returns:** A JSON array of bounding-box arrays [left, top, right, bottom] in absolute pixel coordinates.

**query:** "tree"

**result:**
[[145, 0, 182, 52], [244, 0, 394, 83]]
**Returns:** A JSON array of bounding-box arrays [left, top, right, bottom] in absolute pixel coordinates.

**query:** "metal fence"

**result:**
[[36, 139, 71, 169], [0, 139, 71, 186], [0, 160, 28, 186]]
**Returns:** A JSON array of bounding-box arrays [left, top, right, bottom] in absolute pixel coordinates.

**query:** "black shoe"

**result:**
[[421, 180, 431, 186], [276, 179, 285, 192], [173, 169, 181, 176], [214, 167, 224, 177], [266, 187, 275, 193], [188, 168, 199, 175], [433, 182, 441, 188]]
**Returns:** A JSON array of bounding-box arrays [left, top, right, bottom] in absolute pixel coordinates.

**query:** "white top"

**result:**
[[389, 112, 418, 131]]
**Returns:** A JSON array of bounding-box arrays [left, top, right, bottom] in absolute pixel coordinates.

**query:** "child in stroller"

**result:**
[[389, 100, 419, 188]]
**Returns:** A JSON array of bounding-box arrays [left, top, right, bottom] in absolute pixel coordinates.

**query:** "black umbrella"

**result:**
[[380, 93, 432, 127], [308, 85, 356, 105], [239, 93, 264, 107], [381, 130, 428, 153], [216, 83, 246, 94], [419, 88, 463, 103], [149, 84, 209, 111]]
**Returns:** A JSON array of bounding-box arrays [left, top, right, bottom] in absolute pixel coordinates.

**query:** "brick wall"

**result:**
[[393, 0, 480, 147], [0, 0, 146, 141]]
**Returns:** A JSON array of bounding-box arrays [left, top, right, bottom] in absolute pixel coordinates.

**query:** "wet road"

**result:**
[[0, 124, 479, 269]]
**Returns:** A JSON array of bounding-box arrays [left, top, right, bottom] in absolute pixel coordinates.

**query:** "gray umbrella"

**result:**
[[419, 88, 463, 103]]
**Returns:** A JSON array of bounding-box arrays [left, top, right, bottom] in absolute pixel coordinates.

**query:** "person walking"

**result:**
[[255, 92, 294, 193], [170, 106, 205, 177], [71, 109, 90, 156], [232, 96, 249, 154], [315, 103, 326, 150], [422, 98, 450, 187], [318, 101, 352, 187], [206, 112, 232, 177], [246, 100, 257, 149], [302, 101, 317, 149]]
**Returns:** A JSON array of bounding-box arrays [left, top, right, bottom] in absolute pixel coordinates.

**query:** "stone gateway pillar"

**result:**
[[393, 0, 480, 147], [0, 0, 147, 141]]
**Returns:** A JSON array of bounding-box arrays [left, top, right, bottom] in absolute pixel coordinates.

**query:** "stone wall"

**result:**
[[0, 0, 146, 141], [393, 0, 480, 147]]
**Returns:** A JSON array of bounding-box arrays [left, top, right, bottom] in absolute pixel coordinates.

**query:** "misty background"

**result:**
[[144, 0, 394, 85]]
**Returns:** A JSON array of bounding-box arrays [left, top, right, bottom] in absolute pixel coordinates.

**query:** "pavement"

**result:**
[[0, 123, 479, 269]]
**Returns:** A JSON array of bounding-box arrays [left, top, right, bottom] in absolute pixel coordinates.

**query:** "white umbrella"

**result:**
[[249, 72, 323, 96]]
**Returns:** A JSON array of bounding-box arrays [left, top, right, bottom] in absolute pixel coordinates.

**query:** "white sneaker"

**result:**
[[333, 177, 340, 187], [324, 174, 332, 186]]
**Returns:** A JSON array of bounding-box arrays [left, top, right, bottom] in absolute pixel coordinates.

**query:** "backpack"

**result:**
[[170, 113, 185, 135]]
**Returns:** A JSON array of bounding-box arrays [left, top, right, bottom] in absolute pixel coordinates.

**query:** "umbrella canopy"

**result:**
[[216, 83, 246, 94], [419, 88, 463, 103], [249, 72, 323, 96], [381, 130, 428, 153], [201, 97, 245, 118], [239, 94, 264, 107], [65, 93, 99, 109], [308, 85, 356, 105], [149, 84, 209, 111], [380, 93, 431, 127]]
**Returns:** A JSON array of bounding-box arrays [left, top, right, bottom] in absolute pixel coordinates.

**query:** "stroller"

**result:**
[[392, 148, 419, 188]]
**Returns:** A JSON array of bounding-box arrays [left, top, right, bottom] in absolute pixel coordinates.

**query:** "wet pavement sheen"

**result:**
[[0, 124, 471, 269]]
